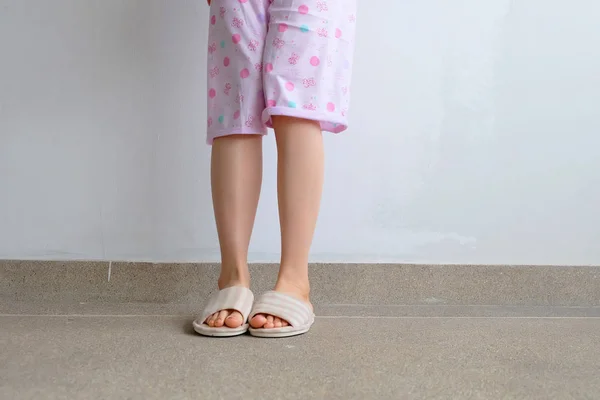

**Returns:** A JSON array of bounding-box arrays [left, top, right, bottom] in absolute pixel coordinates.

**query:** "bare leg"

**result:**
[[206, 135, 263, 329], [250, 117, 323, 329]]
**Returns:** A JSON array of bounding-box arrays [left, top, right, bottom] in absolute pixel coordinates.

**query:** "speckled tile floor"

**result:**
[[1, 304, 599, 400]]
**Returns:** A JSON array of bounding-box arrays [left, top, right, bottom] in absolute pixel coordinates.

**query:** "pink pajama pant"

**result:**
[[206, 0, 357, 144]]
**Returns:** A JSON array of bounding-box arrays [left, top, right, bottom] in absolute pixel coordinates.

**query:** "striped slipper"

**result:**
[[193, 286, 254, 337], [248, 291, 315, 338]]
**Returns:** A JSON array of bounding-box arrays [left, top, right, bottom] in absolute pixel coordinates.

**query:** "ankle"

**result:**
[[275, 272, 311, 298], [218, 275, 250, 289], [218, 262, 250, 289]]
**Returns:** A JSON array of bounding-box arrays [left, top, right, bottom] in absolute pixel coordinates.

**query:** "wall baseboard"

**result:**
[[1, 260, 598, 306]]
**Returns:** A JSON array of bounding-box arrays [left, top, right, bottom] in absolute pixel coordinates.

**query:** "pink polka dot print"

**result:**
[[206, 0, 355, 142]]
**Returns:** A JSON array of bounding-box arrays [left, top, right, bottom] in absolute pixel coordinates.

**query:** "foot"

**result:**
[[204, 275, 250, 329], [249, 279, 312, 329]]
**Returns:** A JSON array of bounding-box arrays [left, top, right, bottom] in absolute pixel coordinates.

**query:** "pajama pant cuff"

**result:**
[[262, 107, 349, 134], [206, 128, 267, 145]]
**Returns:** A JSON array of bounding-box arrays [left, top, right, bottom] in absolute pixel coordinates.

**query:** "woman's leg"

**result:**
[[206, 134, 263, 328], [250, 116, 323, 329]]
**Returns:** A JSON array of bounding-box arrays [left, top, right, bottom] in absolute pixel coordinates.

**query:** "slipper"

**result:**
[[248, 291, 315, 338], [193, 286, 254, 337]]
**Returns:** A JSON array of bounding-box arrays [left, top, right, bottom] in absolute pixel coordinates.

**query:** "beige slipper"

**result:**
[[193, 286, 254, 337], [248, 291, 315, 338]]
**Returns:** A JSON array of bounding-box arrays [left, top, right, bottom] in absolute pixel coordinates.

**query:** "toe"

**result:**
[[225, 311, 243, 328], [250, 314, 267, 329], [214, 309, 229, 327], [265, 315, 275, 329], [211, 312, 221, 327], [274, 317, 282, 328], [206, 312, 217, 327], [282, 320, 289, 327]]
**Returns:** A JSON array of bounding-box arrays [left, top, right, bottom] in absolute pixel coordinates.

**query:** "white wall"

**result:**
[[1, 0, 599, 265]]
